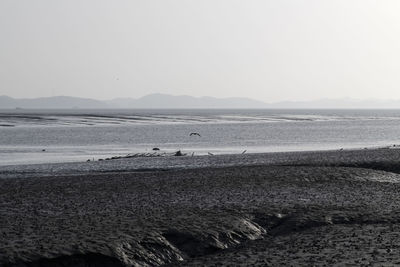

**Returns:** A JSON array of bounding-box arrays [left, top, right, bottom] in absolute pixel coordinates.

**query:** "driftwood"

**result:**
[[97, 151, 187, 162]]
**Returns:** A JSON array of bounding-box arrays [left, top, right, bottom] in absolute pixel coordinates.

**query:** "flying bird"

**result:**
[[190, 132, 201, 137]]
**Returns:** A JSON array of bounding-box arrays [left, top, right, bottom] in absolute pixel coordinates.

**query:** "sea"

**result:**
[[1, 109, 400, 166]]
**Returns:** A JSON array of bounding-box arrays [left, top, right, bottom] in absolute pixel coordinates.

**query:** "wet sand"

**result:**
[[2, 149, 400, 266]]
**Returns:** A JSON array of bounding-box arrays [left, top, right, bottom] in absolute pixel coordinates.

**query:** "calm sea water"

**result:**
[[1, 109, 400, 166]]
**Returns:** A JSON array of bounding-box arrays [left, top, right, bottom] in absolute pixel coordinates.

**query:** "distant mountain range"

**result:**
[[1, 94, 400, 109], [266, 98, 400, 109], [0, 94, 266, 109], [0, 95, 106, 109]]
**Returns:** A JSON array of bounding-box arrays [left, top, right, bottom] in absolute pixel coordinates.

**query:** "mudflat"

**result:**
[[2, 148, 400, 266]]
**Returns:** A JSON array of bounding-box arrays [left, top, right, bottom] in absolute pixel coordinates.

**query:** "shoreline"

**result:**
[[2, 148, 400, 265], [2, 145, 400, 179], [1, 142, 400, 168]]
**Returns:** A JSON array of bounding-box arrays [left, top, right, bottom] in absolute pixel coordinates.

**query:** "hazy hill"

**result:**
[[0, 94, 267, 109], [0, 96, 107, 109], [106, 93, 267, 108], [2, 94, 400, 109], [267, 98, 400, 109]]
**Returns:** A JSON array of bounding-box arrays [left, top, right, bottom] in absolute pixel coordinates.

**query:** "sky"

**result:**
[[1, 0, 400, 102]]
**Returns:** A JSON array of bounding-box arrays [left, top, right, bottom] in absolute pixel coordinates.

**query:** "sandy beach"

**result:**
[[2, 148, 400, 266]]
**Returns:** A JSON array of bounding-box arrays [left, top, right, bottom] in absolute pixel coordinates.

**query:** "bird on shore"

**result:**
[[190, 132, 201, 137]]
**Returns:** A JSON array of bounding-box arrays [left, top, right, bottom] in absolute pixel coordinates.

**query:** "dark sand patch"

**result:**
[[2, 151, 400, 265]]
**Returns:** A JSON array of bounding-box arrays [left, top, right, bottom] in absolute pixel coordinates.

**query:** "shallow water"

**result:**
[[1, 109, 400, 165]]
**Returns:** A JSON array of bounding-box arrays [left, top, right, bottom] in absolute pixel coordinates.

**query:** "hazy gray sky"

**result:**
[[1, 0, 400, 102]]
